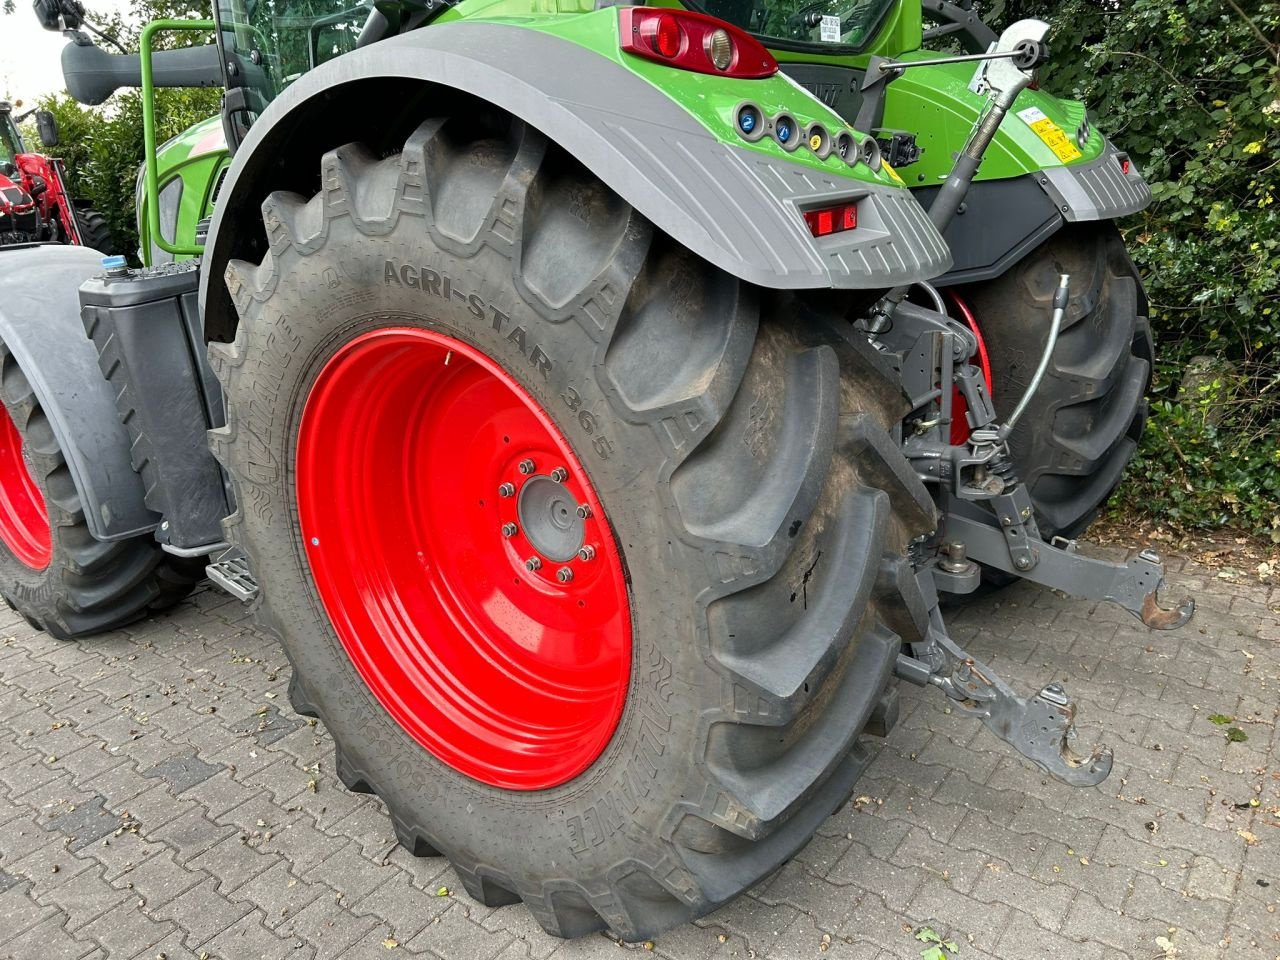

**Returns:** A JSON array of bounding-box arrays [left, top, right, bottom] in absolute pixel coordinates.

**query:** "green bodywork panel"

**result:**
[[433, 3, 904, 188], [756, 8, 1107, 185], [144, 114, 230, 265], [875, 57, 1103, 185]]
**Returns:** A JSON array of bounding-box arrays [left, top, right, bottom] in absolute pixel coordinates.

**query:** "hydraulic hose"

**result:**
[[998, 274, 1070, 441]]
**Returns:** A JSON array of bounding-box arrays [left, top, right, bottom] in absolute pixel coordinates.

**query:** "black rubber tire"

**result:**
[[960, 222, 1152, 542], [210, 113, 938, 940], [76, 206, 115, 255], [0, 342, 204, 639]]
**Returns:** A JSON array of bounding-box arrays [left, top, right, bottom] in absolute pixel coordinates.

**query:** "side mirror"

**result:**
[[35, 110, 60, 149], [33, 0, 85, 32]]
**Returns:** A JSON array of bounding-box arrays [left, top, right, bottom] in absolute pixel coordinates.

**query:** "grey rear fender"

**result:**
[[199, 21, 951, 338], [0, 245, 157, 541]]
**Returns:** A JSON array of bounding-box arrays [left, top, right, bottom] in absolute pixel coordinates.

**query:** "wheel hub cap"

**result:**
[[0, 403, 51, 570], [517, 476, 584, 562], [295, 328, 631, 791]]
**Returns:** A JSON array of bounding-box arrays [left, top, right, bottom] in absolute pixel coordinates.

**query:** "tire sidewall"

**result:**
[[231, 218, 711, 891]]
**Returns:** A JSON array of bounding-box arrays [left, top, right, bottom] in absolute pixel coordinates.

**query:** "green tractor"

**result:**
[[135, 0, 1152, 559], [0, 0, 1192, 940]]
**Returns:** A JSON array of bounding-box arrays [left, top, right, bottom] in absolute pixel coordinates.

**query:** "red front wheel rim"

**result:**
[[295, 328, 632, 791], [0, 403, 52, 570]]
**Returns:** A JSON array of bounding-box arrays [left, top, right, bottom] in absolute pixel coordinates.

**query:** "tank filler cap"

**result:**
[[100, 255, 129, 278]]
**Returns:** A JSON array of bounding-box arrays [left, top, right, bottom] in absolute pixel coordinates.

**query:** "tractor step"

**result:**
[[206, 550, 258, 602]]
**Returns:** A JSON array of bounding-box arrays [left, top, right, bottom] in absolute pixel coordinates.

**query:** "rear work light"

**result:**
[[802, 201, 858, 238], [619, 8, 778, 79]]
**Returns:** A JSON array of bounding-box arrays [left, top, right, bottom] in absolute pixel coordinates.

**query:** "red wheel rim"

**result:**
[[295, 328, 632, 790], [0, 403, 51, 570]]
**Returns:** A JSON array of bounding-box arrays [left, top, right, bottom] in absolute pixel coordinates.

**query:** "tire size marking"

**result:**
[[384, 259, 555, 382], [561, 386, 616, 462], [565, 644, 675, 856]]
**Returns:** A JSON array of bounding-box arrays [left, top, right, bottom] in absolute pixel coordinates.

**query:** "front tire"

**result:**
[[0, 341, 202, 638], [212, 113, 937, 940]]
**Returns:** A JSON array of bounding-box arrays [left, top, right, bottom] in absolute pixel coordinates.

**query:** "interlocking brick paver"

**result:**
[[151, 875, 253, 945], [0, 913, 98, 960], [1, 561, 1271, 959]]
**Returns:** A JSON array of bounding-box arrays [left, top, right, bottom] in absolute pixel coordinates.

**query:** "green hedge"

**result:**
[[1001, 0, 1280, 539], [24, 88, 222, 259]]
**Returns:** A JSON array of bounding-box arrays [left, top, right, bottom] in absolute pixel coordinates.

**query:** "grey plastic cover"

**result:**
[[200, 20, 951, 318], [1039, 140, 1151, 222], [0, 244, 157, 541]]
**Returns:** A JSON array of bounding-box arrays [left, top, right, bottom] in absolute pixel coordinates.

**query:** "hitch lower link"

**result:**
[[899, 574, 1113, 787], [903, 275, 1194, 631]]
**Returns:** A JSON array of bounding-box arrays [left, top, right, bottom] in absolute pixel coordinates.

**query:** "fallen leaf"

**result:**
[[382, 939, 398, 950], [435, 886, 449, 897], [1226, 727, 1249, 743], [1239, 830, 1260, 846], [1207, 714, 1234, 725]]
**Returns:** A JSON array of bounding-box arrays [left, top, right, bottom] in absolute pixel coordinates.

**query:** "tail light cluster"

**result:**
[[619, 8, 777, 79], [735, 102, 882, 172]]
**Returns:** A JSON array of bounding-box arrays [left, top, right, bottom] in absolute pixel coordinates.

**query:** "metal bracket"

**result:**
[[944, 513, 1195, 629], [899, 577, 1113, 787]]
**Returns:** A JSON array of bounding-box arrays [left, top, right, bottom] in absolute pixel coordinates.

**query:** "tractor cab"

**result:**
[[215, 0, 371, 145]]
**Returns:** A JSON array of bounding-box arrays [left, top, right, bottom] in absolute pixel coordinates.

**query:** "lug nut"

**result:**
[[498, 482, 515, 498], [556, 567, 574, 583], [577, 545, 596, 562], [525, 557, 542, 572], [576, 504, 592, 519], [1015, 556, 1032, 570], [549, 467, 568, 483], [501, 522, 517, 537], [518, 458, 536, 474]]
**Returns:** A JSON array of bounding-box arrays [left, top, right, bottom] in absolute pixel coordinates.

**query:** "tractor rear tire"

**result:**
[[76, 207, 114, 255], [211, 113, 937, 940], [960, 222, 1152, 542], [0, 341, 203, 639]]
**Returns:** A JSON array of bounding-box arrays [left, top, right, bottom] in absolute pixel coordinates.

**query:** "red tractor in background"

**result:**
[[0, 99, 113, 252]]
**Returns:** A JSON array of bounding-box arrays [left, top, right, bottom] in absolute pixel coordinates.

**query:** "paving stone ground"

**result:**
[[0, 549, 1277, 960]]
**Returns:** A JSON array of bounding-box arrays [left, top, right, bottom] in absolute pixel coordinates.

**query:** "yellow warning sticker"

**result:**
[[881, 160, 904, 185], [1016, 107, 1082, 163]]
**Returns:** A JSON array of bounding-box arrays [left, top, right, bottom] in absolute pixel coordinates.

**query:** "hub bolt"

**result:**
[[501, 522, 518, 537], [498, 482, 515, 498], [525, 557, 542, 572], [1014, 556, 1032, 570], [577, 545, 596, 562], [518, 458, 536, 475], [576, 504, 592, 519], [549, 467, 568, 483], [556, 567, 574, 583]]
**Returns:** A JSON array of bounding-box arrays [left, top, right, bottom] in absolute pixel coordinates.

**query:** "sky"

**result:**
[[0, 0, 135, 104]]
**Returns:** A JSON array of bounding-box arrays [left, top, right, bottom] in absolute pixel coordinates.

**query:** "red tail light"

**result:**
[[803, 202, 858, 238], [619, 8, 778, 79]]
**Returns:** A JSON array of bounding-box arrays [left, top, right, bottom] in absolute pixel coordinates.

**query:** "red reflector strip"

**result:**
[[1119, 156, 1131, 175], [803, 202, 858, 238]]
